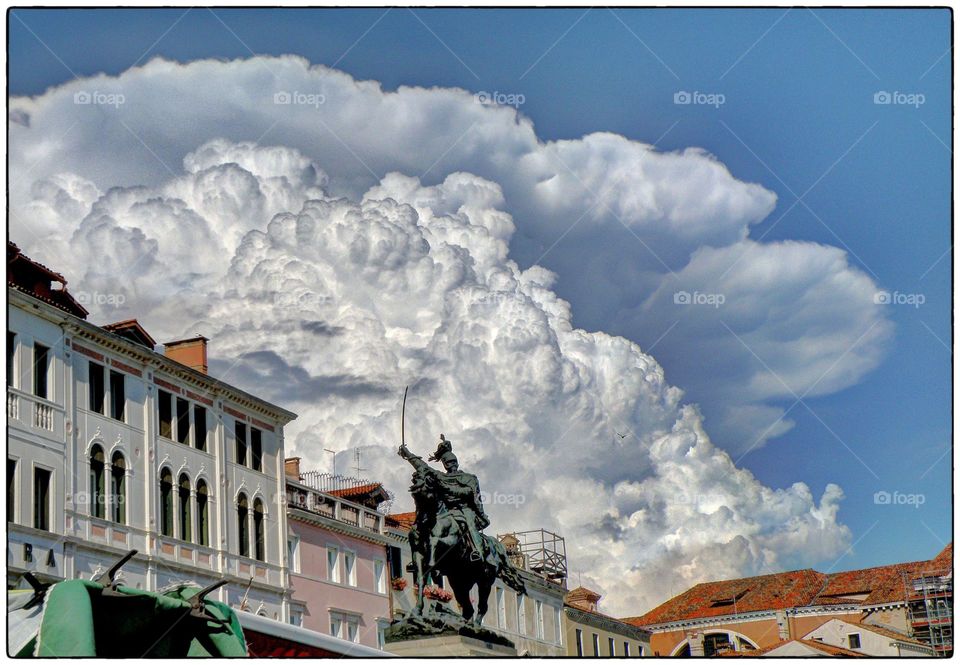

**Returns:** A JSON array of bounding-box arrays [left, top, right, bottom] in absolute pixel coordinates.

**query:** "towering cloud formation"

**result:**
[[9, 57, 885, 613]]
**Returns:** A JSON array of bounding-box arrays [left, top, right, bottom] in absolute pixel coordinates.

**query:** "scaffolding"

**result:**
[[905, 569, 953, 657], [497, 528, 567, 588]]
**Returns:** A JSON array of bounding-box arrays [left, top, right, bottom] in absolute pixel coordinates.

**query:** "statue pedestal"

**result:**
[[386, 634, 517, 657]]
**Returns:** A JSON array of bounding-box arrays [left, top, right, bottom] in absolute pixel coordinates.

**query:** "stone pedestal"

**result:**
[[387, 634, 517, 657]]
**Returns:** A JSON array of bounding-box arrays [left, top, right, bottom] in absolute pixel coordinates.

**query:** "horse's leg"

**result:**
[[474, 575, 493, 627], [409, 528, 427, 615], [449, 576, 474, 623]]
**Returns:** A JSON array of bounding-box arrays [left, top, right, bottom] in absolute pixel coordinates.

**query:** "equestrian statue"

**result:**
[[398, 435, 527, 627]]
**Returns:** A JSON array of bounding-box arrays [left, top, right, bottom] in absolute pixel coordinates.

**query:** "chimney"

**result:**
[[163, 336, 208, 374], [285, 457, 302, 481], [565, 586, 603, 612]]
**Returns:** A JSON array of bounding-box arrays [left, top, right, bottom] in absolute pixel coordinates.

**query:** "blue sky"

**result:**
[[9, 8, 951, 573]]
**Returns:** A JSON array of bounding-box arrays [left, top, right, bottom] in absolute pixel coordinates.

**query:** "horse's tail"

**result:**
[[487, 537, 528, 596], [498, 558, 528, 597]]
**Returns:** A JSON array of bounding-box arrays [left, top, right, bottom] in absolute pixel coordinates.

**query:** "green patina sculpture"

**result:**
[[386, 433, 526, 646]]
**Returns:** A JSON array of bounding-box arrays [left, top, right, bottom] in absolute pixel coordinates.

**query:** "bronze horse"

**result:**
[[405, 462, 526, 625]]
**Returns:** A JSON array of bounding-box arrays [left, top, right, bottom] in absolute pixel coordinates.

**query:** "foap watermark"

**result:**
[[475, 91, 525, 109], [479, 491, 526, 508], [74, 90, 125, 108], [873, 90, 925, 108], [274, 90, 326, 108], [674, 290, 725, 308], [274, 292, 333, 309], [874, 490, 925, 509], [460, 291, 524, 308], [673, 492, 725, 508], [874, 290, 925, 308], [674, 90, 726, 108], [75, 291, 127, 308]]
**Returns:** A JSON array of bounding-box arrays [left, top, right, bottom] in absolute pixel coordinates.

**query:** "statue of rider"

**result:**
[[399, 434, 490, 563]]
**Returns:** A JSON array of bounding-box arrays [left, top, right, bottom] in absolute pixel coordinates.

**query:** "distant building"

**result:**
[[563, 586, 651, 657], [283, 458, 393, 649], [623, 543, 952, 657], [7, 242, 297, 619], [803, 618, 934, 657], [905, 545, 953, 657], [744, 639, 866, 657]]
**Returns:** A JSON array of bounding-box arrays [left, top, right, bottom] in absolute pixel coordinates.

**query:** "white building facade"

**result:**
[[8, 277, 296, 620]]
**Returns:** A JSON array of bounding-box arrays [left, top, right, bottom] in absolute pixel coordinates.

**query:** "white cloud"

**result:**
[[7, 55, 888, 453], [8, 57, 883, 613], [7, 136, 851, 614]]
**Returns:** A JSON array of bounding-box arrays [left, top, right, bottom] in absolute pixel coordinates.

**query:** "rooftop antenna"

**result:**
[[324, 448, 337, 475], [353, 448, 366, 477]]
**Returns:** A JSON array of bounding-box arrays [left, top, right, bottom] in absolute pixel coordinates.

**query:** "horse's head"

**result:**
[[409, 467, 438, 504], [411, 469, 448, 529]]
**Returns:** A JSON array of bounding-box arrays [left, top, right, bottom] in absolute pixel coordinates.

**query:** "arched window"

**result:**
[[237, 493, 249, 557], [159, 468, 173, 536], [178, 473, 192, 542], [196, 480, 209, 547], [90, 445, 105, 519], [253, 498, 265, 561], [111, 452, 126, 524]]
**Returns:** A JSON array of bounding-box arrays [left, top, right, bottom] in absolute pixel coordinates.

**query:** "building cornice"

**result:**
[[565, 606, 651, 639], [10, 288, 296, 423], [639, 603, 862, 633], [287, 507, 390, 546]]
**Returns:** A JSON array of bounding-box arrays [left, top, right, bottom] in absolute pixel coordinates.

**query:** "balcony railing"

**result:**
[[287, 485, 385, 535], [8, 388, 61, 436], [34, 402, 54, 430]]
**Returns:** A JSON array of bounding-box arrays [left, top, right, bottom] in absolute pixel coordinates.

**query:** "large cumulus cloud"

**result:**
[[8, 132, 852, 614], [8, 55, 891, 453]]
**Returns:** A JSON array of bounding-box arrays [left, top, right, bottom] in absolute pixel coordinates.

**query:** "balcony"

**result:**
[[7, 391, 18, 420], [7, 388, 63, 440], [287, 485, 386, 536]]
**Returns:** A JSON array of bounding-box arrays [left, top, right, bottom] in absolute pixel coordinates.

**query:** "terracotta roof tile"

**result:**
[[815, 560, 930, 606], [386, 511, 417, 529], [845, 620, 928, 646], [623, 542, 952, 626], [794, 639, 867, 657], [931, 542, 952, 567], [566, 586, 603, 602], [624, 569, 826, 626]]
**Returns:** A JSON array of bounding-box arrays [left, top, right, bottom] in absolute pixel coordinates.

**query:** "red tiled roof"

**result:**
[[328, 482, 390, 509], [567, 586, 603, 602], [736, 638, 865, 657], [386, 511, 416, 529], [8, 241, 89, 319], [328, 482, 382, 497], [931, 542, 952, 568], [7, 242, 66, 282], [793, 639, 866, 657], [624, 569, 827, 626], [102, 319, 157, 348], [624, 543, 953, 627], [813, 560, 929, 606], [848, 620, 928, 646]]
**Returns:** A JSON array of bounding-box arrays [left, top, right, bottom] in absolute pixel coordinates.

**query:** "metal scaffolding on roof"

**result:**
[[904, 568, 953, 657], [497, 528, 567, 588]]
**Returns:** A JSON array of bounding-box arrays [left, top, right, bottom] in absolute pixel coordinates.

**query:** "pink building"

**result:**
[[284, 459, 394, 650]]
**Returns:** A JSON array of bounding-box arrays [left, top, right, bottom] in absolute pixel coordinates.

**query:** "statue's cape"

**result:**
[[433, 470, 480, 493]]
